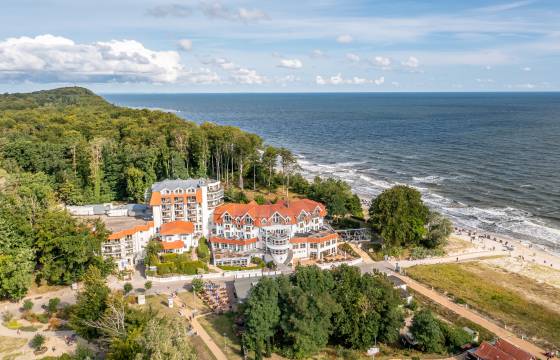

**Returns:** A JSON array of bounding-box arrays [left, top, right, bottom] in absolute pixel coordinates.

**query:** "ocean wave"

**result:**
[[412, 175, 447, 185], [297, 156, 560, 249], [129, 106, 180, 113]]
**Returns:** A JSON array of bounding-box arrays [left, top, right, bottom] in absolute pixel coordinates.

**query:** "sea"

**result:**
[[103, 92, 560, 251]]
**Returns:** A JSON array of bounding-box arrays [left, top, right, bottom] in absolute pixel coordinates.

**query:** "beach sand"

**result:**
[[449, 229, 560, 288]]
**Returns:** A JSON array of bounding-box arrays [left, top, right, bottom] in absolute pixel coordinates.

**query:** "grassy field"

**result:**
[[198, 312, 449, 360], [198, 312, 243, 360], [407, 262, 560, 347], [0, 336, 27, 360]]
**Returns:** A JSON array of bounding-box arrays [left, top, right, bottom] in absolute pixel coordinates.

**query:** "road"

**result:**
[[349, 243, 549, 360], [1, 244, 551, 360]]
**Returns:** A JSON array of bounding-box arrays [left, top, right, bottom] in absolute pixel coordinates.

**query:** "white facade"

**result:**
[[103, 222, 156, 270], [211, 200, 337, 266], [149, 179, 223, 238]]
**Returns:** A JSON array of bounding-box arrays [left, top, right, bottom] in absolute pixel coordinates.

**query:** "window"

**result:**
[[224, 213, 232, 223], [261, 218, 267, 225], [272, 213, 282, 224]]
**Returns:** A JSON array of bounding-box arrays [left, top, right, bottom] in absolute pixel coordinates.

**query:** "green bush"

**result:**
[[36, 313, 50, 324], [251, 257, 265, 267], [123, 282, 133, 294], [161, 253, 178, 263], [145, 270, 156, 277], [20, 325, 39, 332], [156, 259, 207, 276], [197, 237, 210, 262], [23, 299, 34, 311], [30, 334, 45, 350], [254, 194, 266, 205], [156, 262, 175, 276], [144, 281, 152, 290], [47, 297, 60, 315], [338, 243, 358, 257], [441, 323, 473, 352]]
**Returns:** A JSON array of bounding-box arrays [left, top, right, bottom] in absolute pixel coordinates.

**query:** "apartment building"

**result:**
[[210, 199, 338, 266], [149, 178, 224, 238], [104, 221, 155, 270]]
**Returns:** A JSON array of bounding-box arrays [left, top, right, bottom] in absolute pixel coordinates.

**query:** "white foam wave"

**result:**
[[297, 156, 560, 250]]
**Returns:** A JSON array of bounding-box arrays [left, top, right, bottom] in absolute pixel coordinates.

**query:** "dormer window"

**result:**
[[261, 218, 267, 225], [272, 213, 282, 224], [162, 189, 169, 195], [174, 188, 184, 194], [223, 213, 232, 223]]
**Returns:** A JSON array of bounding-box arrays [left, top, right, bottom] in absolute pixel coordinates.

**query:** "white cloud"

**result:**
[[146, 4, 193, 17], [336, 34, 353, 44], [0, 34, 185, 83], [372, 56, 391, 69], [177, 39, 193, 51], [199, 1, 269, 23], [147, 1, 269, 23], [522, 66, 532, 71], [346, 53, 360, 62], [310, 49, 326, 58], [402, 56, 419, 69], [316, 74, 384, 85], [231, 67, 267, 84], [278, 58, 303, 69], [474, 0, 535, 13]]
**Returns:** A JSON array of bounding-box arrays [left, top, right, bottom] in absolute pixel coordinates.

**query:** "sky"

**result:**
[[0, 0, 559, 93]]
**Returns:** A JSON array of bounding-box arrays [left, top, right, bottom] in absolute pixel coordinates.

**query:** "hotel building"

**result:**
[[210, 199, 338, 266], [149, 178, 224, 238], [101, 178, 223, 270]]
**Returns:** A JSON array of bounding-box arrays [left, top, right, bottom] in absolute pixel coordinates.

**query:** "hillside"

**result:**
[[0, 86, 109, 110], [0, 87, 265, 204]]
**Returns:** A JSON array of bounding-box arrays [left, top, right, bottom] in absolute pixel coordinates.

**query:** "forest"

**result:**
[[0, 87, 361, 300]]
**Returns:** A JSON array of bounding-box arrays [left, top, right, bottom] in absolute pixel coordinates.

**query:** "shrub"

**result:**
[[145, 270, 156, 277], [23, 299, 34, 311], [144, 281, 152, 290], [20, 325, 39, 332], [47, 297, 60, 315], [197, 237, 210, 262], [251, 257, 265, 267], [254, 194, 266, 205], [36, 313, 50, 324], [30, 334, 46, 350], [441, 323, 473, 352], [161, 253, 178, 263], [4, 319, 22, 329], [123, 282, 133, 294], [338, 243, 358, 257]]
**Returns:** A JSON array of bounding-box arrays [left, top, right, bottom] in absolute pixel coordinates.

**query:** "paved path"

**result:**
[[173, 297, 227, 360], [349, 244, 549, 360], [394, 272, 548, 359]]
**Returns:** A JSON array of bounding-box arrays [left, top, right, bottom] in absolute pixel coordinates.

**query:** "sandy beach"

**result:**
[[450, 228, 560, 288]]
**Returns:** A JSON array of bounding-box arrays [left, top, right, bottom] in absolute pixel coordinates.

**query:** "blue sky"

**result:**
[[0, 0, 559, 92]]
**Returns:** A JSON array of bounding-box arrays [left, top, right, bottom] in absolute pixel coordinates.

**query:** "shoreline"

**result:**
[[298, 157, 560, 257]]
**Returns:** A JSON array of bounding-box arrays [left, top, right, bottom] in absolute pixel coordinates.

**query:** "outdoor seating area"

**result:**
[[201, 281, 232, 313]]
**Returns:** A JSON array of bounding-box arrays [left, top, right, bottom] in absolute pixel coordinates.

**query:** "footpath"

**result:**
[[349, 243, 548, 360]]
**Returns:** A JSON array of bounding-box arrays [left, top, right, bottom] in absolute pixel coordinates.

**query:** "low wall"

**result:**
[[147, 269, 283, 283], [316, 257, 363, 269], [147, 258, 363, 282]]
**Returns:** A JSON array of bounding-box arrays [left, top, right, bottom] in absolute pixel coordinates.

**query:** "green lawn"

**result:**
[[198, 312, 243, 360], [407, 262, 560, 347]]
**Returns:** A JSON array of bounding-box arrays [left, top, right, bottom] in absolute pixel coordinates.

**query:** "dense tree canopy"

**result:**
[[241, 265, 404, 359], [368, 185, 454, 250], [369, 185, 429, 247], [0, 87, 268, 204]]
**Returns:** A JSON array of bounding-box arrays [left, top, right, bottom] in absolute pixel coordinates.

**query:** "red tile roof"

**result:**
[[107, 221, 154, 240], [494, 339, 535, 360], [209, 236, 258, 246], [149, 190, 202, 206], [160, 220, 194, 235], [161, 240, 185, 250], [474, 340, 535, 360], [214, 199, 327, 226], [149, 191, 161, 206]]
